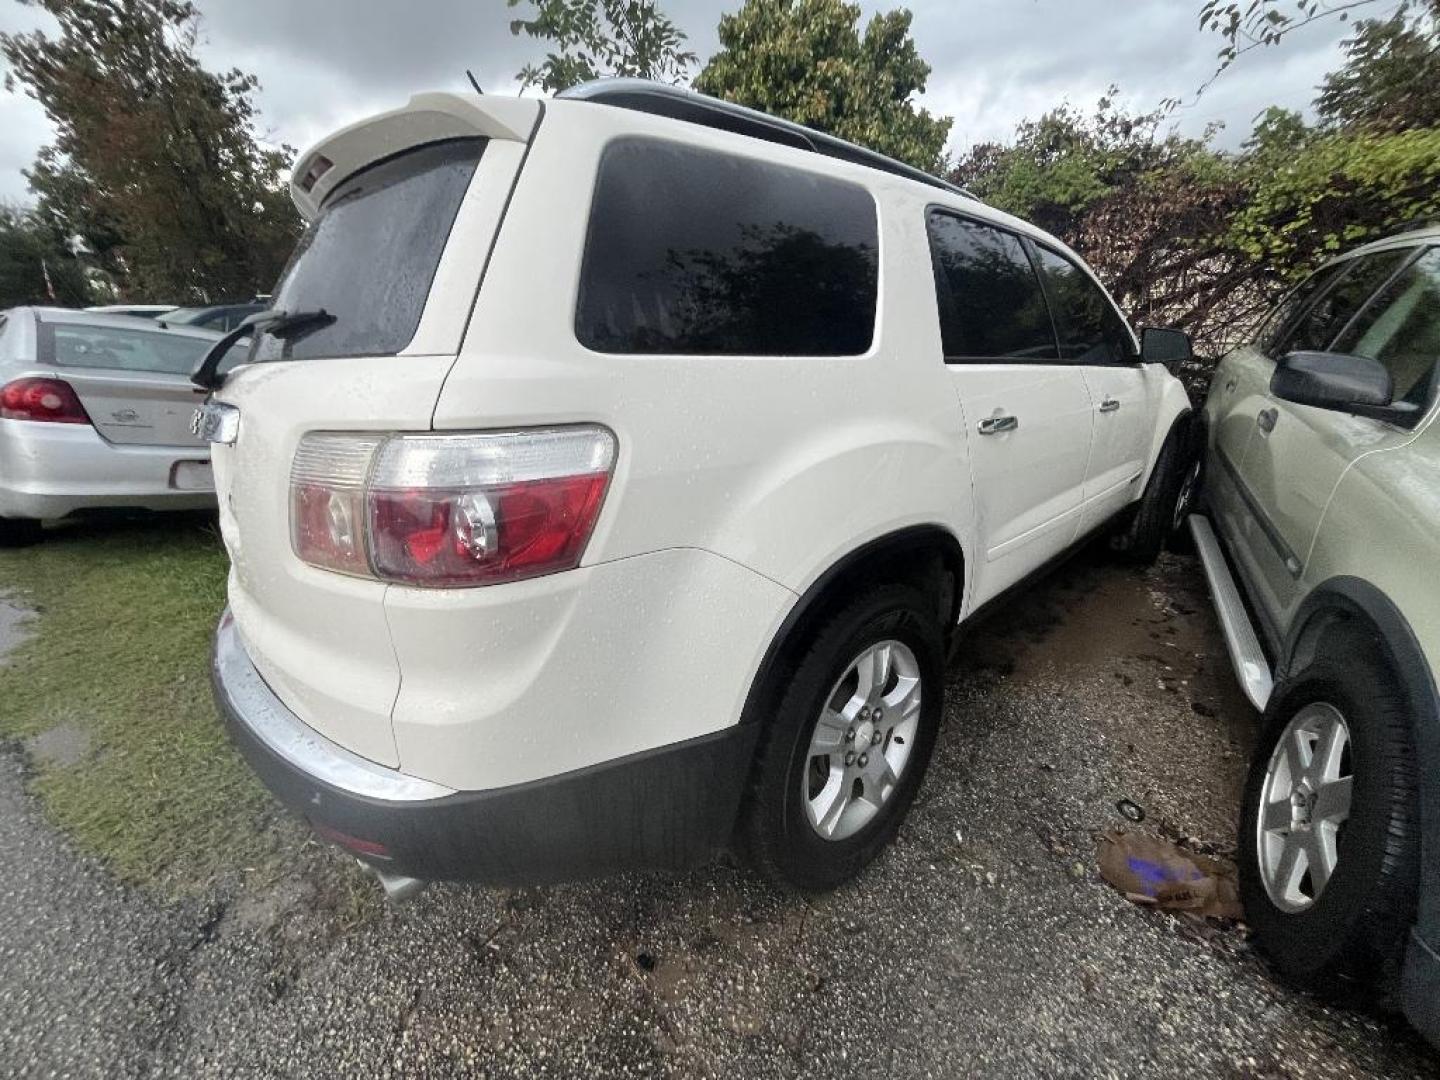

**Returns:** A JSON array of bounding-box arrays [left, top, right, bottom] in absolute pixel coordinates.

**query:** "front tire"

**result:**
[[741, 583, 944, 892], [1237, 637, 1420, 996]]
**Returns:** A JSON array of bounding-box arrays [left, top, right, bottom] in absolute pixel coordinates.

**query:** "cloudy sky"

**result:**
[[0, 0, 1356, 203]]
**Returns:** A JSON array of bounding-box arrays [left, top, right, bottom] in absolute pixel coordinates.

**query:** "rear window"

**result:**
[[38, 321, 216, 375], [576, 138, 879, 356], [253, 138, 485, 363]]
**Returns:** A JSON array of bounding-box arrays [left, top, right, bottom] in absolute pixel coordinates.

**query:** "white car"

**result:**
[[200, 80, 1194, 897], [85, 304, 177, 320], [0, 308, 224, 544]]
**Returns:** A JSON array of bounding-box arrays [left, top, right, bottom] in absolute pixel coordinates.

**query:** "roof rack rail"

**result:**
[[556, 78, 978, 202]]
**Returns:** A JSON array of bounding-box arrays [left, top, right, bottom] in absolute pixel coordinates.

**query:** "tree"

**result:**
[[1316, 8, 1440, 130], [1196, 0, 1437, 84], [694, 0, 952, 172], [1, 0, 301, 303], [507, 0, 696, 93], [951, 97, 1252, 362], [0, 203, 91, 308]]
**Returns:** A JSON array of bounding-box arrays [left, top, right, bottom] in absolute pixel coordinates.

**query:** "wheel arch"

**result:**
[[738, 524, 965, 729], [1282, 577, 1435, 702], [1137, 381, 1195, 491]]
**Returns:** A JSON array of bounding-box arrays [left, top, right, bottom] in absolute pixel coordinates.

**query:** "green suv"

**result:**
[[1191, 226, 1439, 1045]]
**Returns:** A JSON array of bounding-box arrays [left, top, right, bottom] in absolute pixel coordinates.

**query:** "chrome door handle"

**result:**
[[1257, 408, 1278, 434], [1098, 398, 1121, 413], [977, 414, 1019, 435]]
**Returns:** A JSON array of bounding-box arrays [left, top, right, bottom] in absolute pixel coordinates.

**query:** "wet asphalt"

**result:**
[[2, 552, 1438, 1079]]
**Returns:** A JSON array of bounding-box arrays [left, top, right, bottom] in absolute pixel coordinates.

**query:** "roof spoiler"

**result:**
[[289, 93, 541, 220]]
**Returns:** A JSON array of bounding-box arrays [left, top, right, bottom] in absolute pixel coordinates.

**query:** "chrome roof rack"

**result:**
[[556, 78, 978, 202]]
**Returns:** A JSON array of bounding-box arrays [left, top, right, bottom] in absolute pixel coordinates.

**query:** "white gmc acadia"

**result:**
[[195, 80, 1196, 897]]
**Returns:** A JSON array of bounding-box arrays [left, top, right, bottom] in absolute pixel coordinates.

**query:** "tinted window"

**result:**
[[1333, 247, 1440, 409], [38, 321, 217, 375], [577, 139, 878, 356], [1277, 250, 1409, 355], [253, 138, 485, 363], [1032, 246, 1133, 364], [926, 212, 1056, 360]]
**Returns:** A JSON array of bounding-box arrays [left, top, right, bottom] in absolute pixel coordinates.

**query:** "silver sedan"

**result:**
[[0, 307, 235, 544]]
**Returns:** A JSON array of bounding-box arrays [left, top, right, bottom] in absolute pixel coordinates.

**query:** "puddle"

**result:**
[[25, 723, 92, 768], [0, 594, 35, 665]]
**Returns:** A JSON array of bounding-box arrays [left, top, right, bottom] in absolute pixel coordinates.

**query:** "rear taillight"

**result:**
[[0, 377, 91, 424], [290, 427, 616, 587]]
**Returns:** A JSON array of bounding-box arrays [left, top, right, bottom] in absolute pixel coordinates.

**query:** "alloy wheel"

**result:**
[[801, 640, 922, 841], [1256, 702, 1354, 913]]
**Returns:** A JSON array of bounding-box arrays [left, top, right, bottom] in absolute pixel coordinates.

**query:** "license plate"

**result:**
[[171, 460, 214, 492]]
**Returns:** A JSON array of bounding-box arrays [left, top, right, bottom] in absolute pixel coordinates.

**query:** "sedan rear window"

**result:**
[[38, 322, 217, 375], [252, 138, 486, 363]]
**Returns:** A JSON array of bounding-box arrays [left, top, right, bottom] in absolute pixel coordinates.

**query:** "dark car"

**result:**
[[161, 300, 269, 333]]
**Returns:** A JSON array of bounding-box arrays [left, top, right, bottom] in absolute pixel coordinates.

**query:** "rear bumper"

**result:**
[[212, 611, 758, 883], [0, 418, 214, 519]]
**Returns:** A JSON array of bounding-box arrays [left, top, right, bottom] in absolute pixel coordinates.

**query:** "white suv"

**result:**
[[199, 80, 1195, 896]]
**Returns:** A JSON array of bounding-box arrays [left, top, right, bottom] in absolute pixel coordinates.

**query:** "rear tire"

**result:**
[[1111, 416, 1196, 564], [0, 516, 42, 547], [741, 583, 944, 892], [1237, 635, 1420, 998]]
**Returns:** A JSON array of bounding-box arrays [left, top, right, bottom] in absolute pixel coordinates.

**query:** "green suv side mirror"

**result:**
[[1140, 327, 1193, 365], [1271, 350, 1420, 425]]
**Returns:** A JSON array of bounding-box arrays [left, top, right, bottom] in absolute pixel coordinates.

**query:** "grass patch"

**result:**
[[0, 513, 309, 892]]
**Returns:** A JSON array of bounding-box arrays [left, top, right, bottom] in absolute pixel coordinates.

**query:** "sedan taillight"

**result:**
[[0, 377, 91, 424], [290, 427, 616, 587]]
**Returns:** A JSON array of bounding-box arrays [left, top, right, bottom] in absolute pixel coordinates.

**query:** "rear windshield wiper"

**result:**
[[190, 308, 335, 391]]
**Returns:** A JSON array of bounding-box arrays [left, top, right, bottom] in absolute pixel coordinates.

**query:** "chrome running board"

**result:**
[[1188, 514, 1274, 711]]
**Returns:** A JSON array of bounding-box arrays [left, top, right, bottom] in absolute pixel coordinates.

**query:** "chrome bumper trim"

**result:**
[[213, 612, 455, 802]]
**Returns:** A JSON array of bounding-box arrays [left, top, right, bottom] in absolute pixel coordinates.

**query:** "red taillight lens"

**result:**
[[367, 474, 611, 586], [0, 377, 91, 424], [290, 427, 616, 588]]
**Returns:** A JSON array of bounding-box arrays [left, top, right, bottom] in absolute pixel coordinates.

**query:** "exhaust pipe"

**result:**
[[358, 859, 428, 903]]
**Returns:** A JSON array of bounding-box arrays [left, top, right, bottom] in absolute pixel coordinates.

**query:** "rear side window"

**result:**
[[576, 138, 878, 356], [1333, 247, 1440, 409], [1277, 249, 1410, 356], [926, 212, 1056, 361], [1032, 246, 1134, 364], [253, 138, 485, 363], [38, 321, 215, 375]]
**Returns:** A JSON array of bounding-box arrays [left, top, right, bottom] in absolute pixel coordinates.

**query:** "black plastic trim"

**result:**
[[738, 525, 965, 728], [1282, 576, 1440, 1046], [1214, 446, 1302, 578], [215, 639, 759, 884]]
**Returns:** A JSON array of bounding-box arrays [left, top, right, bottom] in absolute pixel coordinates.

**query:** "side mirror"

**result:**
[[1271, 350, 1417, 424], [1140, 327, 1192, 365]]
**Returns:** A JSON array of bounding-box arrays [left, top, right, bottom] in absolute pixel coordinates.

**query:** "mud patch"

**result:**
[[952, 549, 1254, 746]]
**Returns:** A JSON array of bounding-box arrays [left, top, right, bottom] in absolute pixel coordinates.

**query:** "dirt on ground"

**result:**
[[2, 546, 1438, 1079]]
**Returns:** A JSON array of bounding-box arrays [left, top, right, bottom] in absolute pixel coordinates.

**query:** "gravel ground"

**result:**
[[2, 550, 1438, 1078]]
